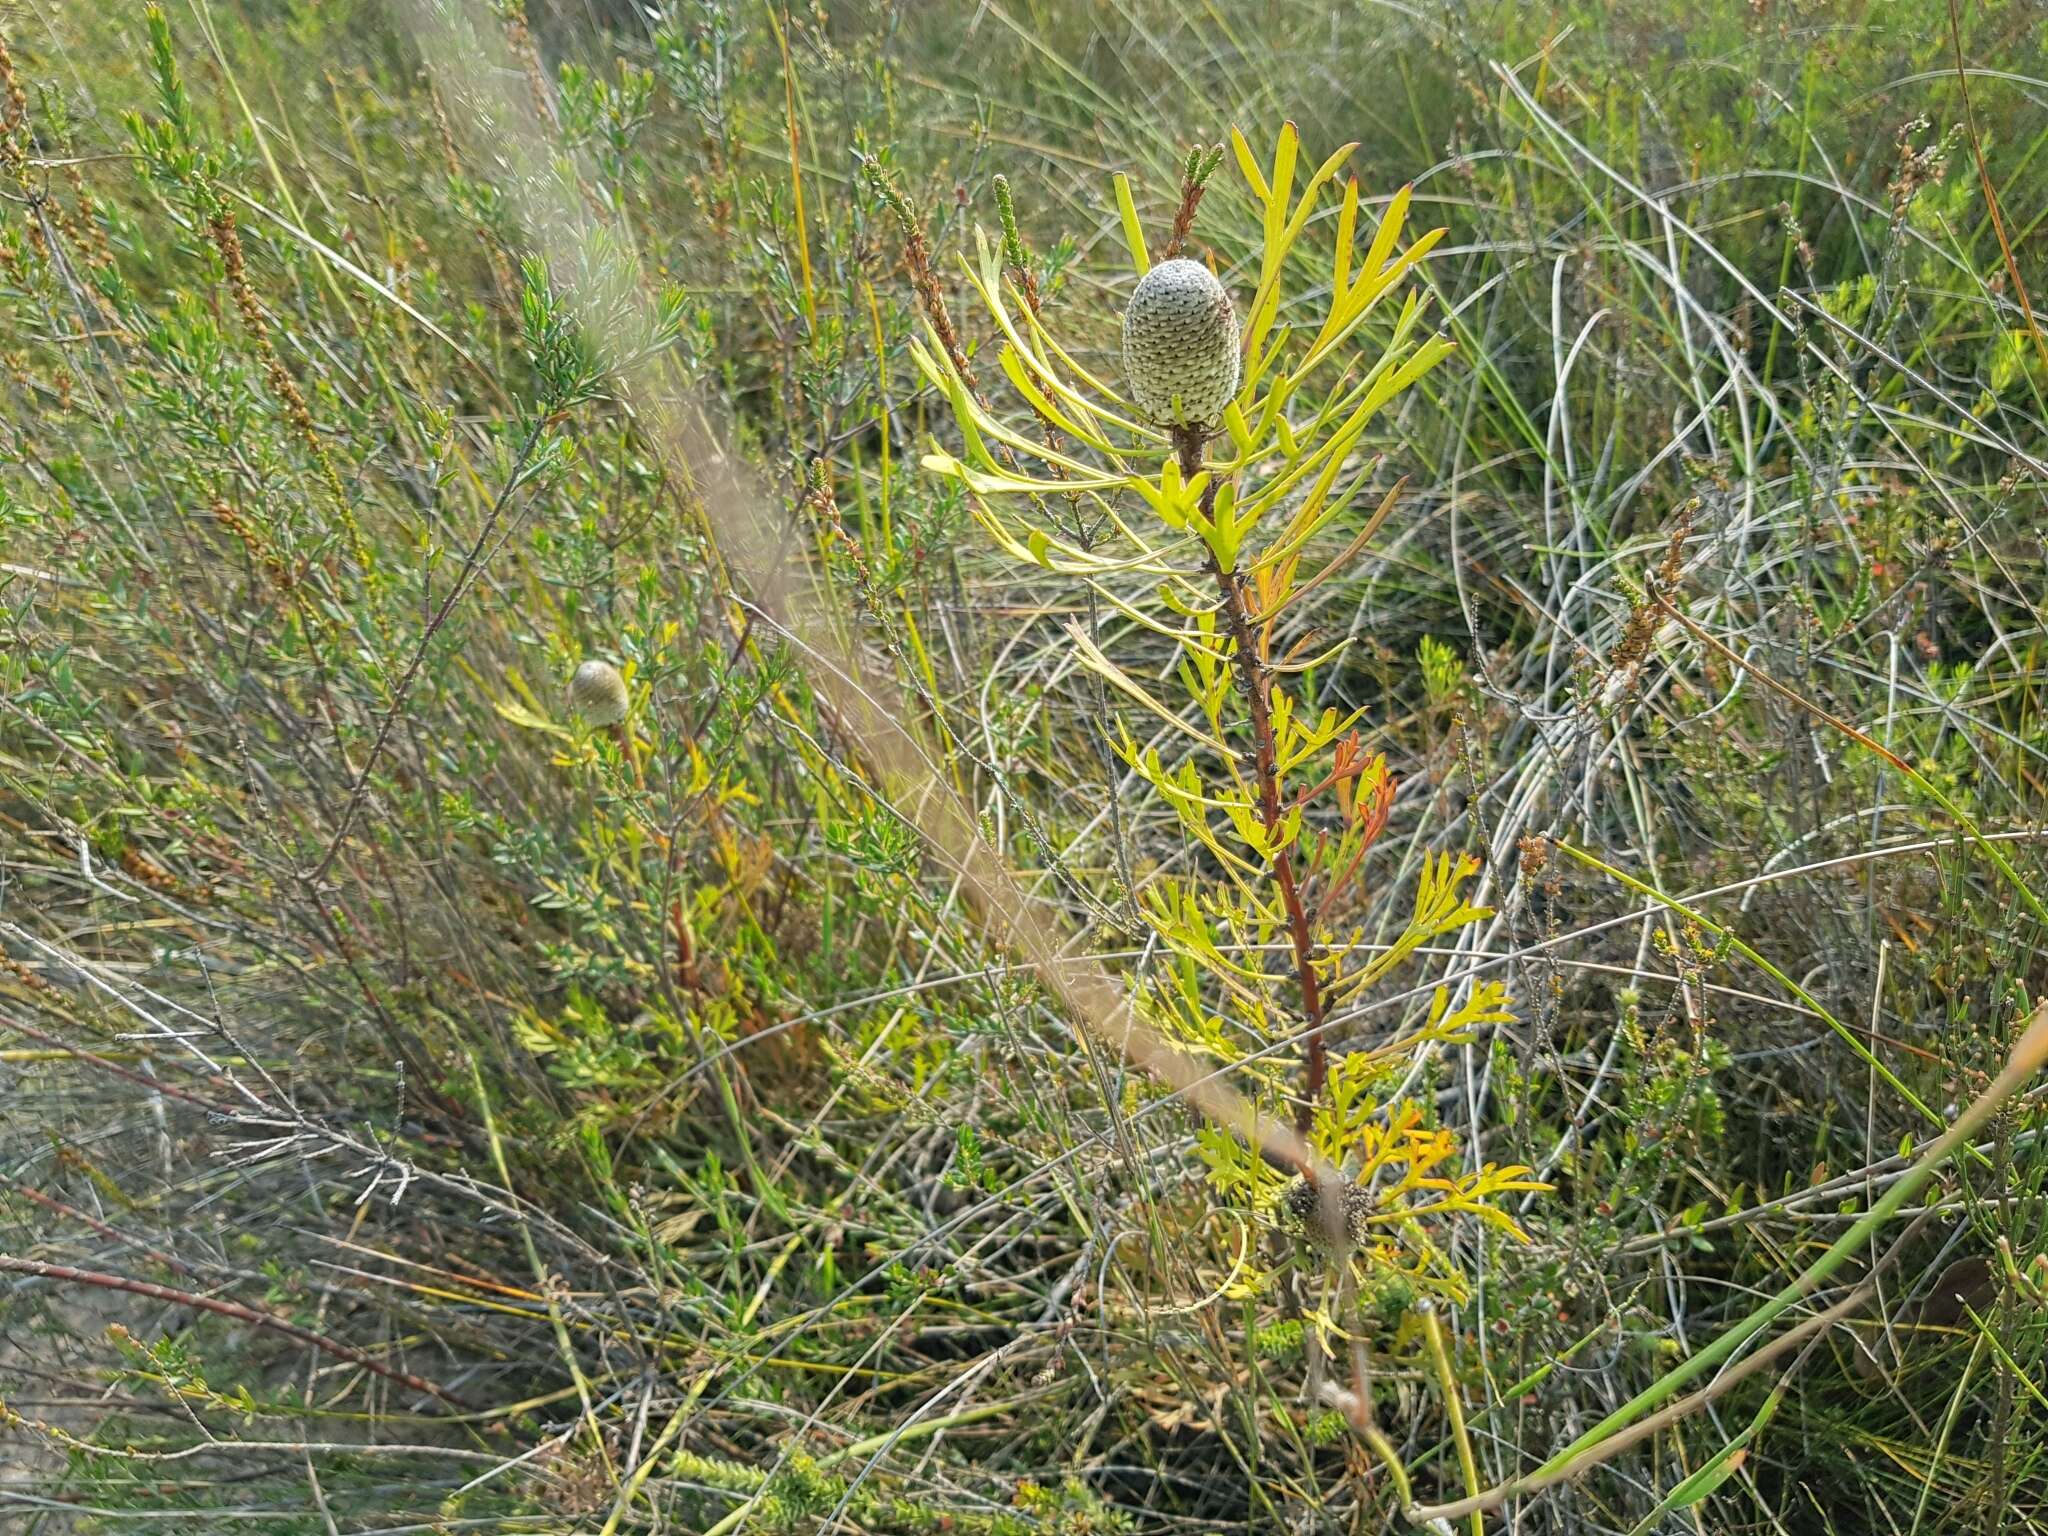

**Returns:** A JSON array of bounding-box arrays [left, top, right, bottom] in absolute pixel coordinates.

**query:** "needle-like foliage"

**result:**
[[917, 127, 1547, 1319]]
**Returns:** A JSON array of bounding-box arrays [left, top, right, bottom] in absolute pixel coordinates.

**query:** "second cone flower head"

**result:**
[[569, 659, 630, 728]]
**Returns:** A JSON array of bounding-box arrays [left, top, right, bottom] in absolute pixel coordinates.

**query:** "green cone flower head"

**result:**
[[569, 658, 629, 727], [1121, 257, 1240, 427]]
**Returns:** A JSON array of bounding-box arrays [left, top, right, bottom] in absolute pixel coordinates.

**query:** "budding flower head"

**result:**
[[1282, 1175, 1375, 1251], [569, 659, 629, 727], [1121, 257, 1240, 427]]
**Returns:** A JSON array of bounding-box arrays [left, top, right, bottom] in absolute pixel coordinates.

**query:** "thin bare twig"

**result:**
[[0, 1255, 473, 1409]]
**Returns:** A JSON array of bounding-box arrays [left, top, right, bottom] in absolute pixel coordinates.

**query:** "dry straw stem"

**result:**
[[397, 0, 1338, 1207]]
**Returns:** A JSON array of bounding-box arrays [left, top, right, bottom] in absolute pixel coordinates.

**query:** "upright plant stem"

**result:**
[[1419, 1301, 1485, 1536], [310, 417, 550, 884], [1173, 426, 1330, 1140]]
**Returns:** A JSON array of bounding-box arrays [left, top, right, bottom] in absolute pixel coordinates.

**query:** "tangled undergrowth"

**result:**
[[4, 2, 2048, 1533]]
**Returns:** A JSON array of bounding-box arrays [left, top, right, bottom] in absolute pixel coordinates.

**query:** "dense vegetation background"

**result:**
[[4, 0, 2048, 1530]]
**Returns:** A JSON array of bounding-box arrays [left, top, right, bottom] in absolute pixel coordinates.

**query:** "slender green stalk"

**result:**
[[1418, 1301, 1484, 1536], [1358, 1419, 1415, 1510], [1539, 1003, 2045, 1473], [1405, 1000, 2048, 1526], [1908, 1330, 1987, 1536]]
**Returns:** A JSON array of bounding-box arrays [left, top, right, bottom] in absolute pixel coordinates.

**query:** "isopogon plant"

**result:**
[[912, 126, 1545, 1319]]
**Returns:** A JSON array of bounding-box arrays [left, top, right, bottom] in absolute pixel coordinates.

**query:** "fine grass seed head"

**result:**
[[1121, 257, 1239, 427], [569, 659, 629, 727]]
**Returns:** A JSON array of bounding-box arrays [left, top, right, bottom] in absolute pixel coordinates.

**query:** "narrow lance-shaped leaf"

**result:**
[[1067, 622, 1234, 757], [1113, 171, 1150, 275]]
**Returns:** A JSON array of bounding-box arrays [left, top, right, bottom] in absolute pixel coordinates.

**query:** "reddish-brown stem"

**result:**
[[1161, 173, 1210, 261], [0, 1013, 231, 1116], [1, 1179, 194, 1277], [1172, 427, 1331, 1141], [0, 1254, 471, 1409]]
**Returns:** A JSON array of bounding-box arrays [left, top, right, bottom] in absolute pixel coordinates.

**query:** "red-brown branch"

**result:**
[[1161, 173, 1211, 262], [0, 1013, 231, 1116], [1172, 427, 1331, 1143], [0, 1254, 472, 1409], [2, 1179, 194, 1278]]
